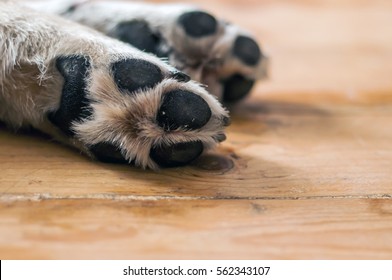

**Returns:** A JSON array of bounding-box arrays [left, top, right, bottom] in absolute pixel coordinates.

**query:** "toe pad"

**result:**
[[222, 74, 255, 103], [178, 11, 217, 38], [150, 141, 203, 167], [90, 142, 128, 164], [112, 21, 160, 54], [112, 59, 163, 94], [233, 36, 261, 66], [157, 90, 211, 130]]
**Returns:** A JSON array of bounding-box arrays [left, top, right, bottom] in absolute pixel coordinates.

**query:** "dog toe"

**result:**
[[90, 142, 128, 164], [221, 74, 255, 103], [111, 21, 160, 54], [232, 35, 261, 66], [157, 90, 212, 131], [112, 58, 164, 94], [150, 140, 203, 167], [177, 11, 218, 38]]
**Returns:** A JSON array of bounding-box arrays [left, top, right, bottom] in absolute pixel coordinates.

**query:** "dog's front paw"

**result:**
[[49, 53, 229, 169], [0, 2, 229, 169], [40, 1, 268, 103], [156, 8, 269, 103]]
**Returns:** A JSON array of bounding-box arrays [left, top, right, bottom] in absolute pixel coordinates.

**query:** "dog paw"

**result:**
[[1, 2, 229, 169], [48, 53, 229, 169], [162, 8, 269, 103], [41, 1, 269, 103]]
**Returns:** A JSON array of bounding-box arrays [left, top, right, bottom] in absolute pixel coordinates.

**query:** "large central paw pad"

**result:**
[[49, 55, 92, 135]]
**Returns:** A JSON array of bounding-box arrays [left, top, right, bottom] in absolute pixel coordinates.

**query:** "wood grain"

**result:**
[[1, 0, 392, 259], [1, 103, 391, 199], [1, 199, 391, 259]]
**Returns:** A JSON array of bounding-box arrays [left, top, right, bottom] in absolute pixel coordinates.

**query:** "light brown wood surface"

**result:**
[[1, 0, 392, 259]]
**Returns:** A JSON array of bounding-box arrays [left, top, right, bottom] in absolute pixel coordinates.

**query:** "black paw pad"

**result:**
[[90, 142, 128, 164], [222, 74, 255, 103], [157, 90, 211, 131], [178, 11, 217, 38], [49, 55, 91, 136], [112, 59, 163, 94], [150, 141, 203, 167], [111, 21, 161, 54], [233, 36, 261, 66]]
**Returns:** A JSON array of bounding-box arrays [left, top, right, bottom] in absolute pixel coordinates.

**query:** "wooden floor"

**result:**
[[1, 0, 392, 259]]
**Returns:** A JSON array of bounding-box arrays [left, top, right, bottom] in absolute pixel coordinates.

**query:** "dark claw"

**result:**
[[157, 90, 211, 130], [90, 142, 128, 164], [150, 141, 203, 167], [178, 11, 218, 38], [222, 116, 231, 126], [49, 55, 92, 136], [222, 74, 255, 103], [170, 71, 191, 83], [111, 59, 163, 94], [233, 36, 261, 66], [213, 133, 227, 142]]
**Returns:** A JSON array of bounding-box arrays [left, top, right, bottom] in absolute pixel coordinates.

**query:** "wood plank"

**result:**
[[1, 0, 392, 260], [1, 103, 391, 199], [0, 198, 391, 259], [193, 0, 392, 100]]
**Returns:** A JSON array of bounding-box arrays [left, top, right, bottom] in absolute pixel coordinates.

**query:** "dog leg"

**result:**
[[0, 2, 229, 169], [25, 0, 269, 103]]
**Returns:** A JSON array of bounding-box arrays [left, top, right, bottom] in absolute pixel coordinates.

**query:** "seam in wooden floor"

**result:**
[[0, 193, 391, 202]]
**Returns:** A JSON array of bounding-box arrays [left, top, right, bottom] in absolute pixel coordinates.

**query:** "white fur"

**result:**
[[23, 0, 268, 98], [0, 1, 229, 169]]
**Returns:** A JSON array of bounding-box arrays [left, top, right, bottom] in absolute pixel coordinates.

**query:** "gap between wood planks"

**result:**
[[1, 193, 391, 202]]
